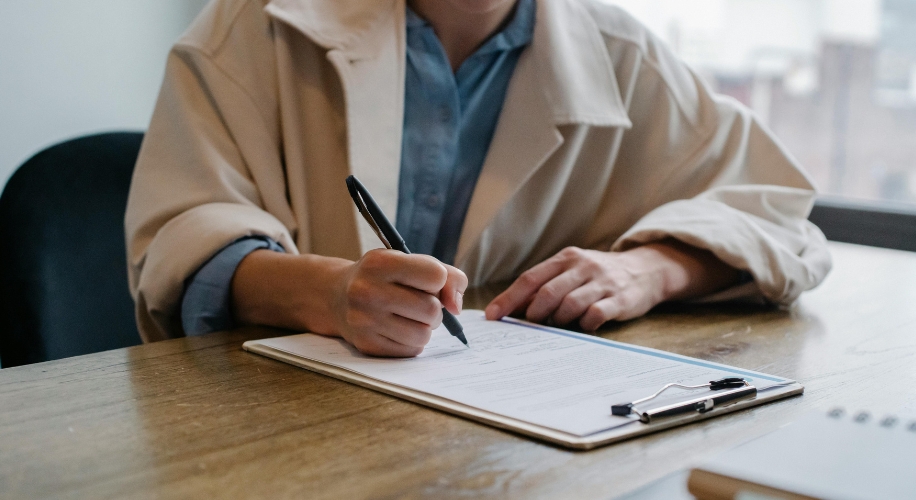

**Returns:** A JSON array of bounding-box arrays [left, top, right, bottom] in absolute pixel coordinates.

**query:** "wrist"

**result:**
[[625, 240, 741, 302], [231, 250, 353, 333], [619, 244, 689, 303]]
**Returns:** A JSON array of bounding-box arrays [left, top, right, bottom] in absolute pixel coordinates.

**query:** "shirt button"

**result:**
[[425, 194, 442, 209]]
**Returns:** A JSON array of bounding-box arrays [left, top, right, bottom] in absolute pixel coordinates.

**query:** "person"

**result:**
[[125, 0, 832, 356]]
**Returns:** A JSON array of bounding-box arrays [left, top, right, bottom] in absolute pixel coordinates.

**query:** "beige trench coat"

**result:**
[[125, 0, 832, 342]]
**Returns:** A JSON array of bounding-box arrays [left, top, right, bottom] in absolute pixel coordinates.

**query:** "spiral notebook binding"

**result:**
[[827, 407, 916, 431]]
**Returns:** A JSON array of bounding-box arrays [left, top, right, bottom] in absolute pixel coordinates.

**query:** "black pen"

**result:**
[[345, 175, 468, 346]]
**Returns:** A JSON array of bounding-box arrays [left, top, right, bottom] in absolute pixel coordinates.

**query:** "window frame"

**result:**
[[809, 197, 916, 252]]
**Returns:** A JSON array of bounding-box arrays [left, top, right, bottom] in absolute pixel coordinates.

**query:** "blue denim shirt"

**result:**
[[396, 0, 534, 264], [181, 0, 536, 336]]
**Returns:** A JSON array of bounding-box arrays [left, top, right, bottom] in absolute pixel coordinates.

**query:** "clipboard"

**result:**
[[243, 313, 803, 450]]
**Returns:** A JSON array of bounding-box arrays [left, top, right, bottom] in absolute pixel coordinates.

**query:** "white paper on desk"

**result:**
[[259, 310, 791, 437]]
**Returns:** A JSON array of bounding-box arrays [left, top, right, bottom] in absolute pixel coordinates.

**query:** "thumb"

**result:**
[[439, 264, 468, 315]]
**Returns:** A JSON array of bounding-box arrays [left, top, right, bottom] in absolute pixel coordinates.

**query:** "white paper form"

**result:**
[[258, 310, 791, 437]]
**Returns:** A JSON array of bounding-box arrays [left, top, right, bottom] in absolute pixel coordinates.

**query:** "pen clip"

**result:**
[[637, 385, 757, 423], [611, 377, 754, 421], [346, 176, 392, 250]]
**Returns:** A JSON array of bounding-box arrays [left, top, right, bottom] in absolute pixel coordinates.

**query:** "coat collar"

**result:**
[[265, 0, 633, 267], [267, 0, 407, 254], [265, 0, 632, 127], [264, 0, 397, 60], [454, 0, 632, 268], [532, 0, 632, 127]]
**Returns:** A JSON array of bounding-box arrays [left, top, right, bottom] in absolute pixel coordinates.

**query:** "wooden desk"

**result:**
[[2, 242, 915, 499]]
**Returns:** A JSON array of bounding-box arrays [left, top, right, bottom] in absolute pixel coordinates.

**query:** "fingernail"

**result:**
[[485, 303, 500, 319], [455, 291, 463, 313]]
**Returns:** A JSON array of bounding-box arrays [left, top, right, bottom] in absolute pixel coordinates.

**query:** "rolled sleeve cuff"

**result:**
[[180, 236, 285, 336]]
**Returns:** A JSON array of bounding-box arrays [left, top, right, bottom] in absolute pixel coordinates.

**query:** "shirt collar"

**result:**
[[404, 5, 426, 29]]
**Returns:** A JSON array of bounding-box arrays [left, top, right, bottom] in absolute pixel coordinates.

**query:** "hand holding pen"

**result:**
[[336, 175, 469, 356]]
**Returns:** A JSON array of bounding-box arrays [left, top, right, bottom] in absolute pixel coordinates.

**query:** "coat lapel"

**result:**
[[266, 0, 405, 254], [454, 0, 632, 267], [453, 49, 563, 268], [266, 0, 634, 266]]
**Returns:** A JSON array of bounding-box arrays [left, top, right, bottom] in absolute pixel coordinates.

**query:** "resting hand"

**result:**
[[330, 250, 468, 357], [484, 242, 740, 331]]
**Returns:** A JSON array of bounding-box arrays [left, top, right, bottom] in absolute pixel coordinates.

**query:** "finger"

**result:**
[[525, 270, 588, 323], [440, 265, 469, 315], [365, 251, 448, 294], [486, 295, 535, 321], [345, 267, 429, 319], [485, 258, 568, 320], [551, 281, 606, 326], [350, 328, 426, 358], [579, 296, 625, 332], [381, 283, 443, 327], [375, 313, 435, 349]]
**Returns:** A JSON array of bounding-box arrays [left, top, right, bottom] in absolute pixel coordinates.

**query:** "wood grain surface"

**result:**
[[2, 242, 915, 499]]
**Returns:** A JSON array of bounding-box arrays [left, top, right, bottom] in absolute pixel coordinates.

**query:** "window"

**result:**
[[604, 0, 916, 208]]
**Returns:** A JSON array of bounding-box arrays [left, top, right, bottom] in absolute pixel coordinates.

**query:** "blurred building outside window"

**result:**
[[603, 0, 916, 207]]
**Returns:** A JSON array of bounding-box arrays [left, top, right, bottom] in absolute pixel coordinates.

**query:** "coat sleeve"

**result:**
[[125, 43, 298, 342], [608, 30, 831, 305]]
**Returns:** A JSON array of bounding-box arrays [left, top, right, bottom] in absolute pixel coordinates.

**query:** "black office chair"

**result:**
[[0, 132, 144, 368]]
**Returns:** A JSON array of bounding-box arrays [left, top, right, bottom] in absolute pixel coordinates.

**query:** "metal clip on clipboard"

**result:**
[[611, 378, 757, 423]]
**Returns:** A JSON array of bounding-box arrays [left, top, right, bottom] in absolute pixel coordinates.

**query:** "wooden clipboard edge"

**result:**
[[243, 341, 804, 450]]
